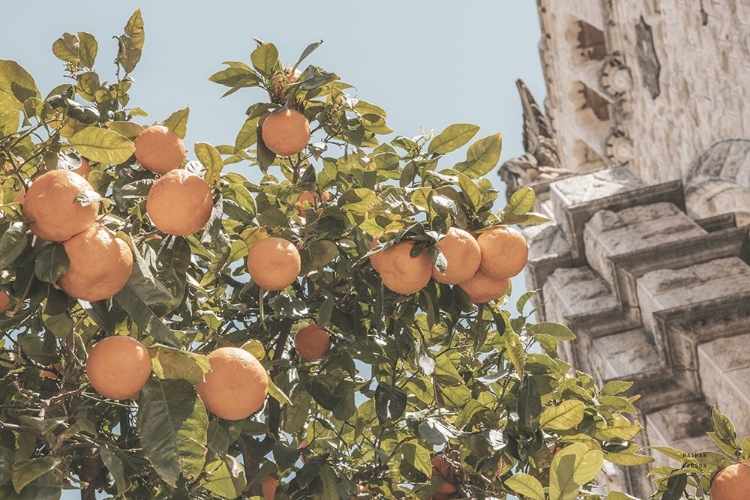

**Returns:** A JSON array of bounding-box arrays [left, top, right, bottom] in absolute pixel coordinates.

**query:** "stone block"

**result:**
[[543, 266, 619, 325], [645, 401, 716, 468], [589, 329, 663, 384], [547, 166, 684, 261], [637, 257, 750, 336], [584, 203, 705, 287], [698, 334, 750, 436]]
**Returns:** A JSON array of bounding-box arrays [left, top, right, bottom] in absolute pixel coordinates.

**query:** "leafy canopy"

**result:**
[[0, 9, 739, 500]]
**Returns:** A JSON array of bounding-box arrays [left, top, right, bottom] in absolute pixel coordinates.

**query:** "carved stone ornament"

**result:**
[[605, 125, 635, 163], [499, 79, 572, 200], [599, 54, 633, 98]]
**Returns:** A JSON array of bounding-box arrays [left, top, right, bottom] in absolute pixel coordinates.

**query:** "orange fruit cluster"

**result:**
[[369, 225, 528, 303], [21, 169, 133, 302], [431, 455, 466, 500]]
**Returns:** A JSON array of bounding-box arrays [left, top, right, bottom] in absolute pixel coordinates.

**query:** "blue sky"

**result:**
[[1, 2, 545, 497]]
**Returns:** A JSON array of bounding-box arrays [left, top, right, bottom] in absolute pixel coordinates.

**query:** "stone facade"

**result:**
[[503, 0, 750, 496]]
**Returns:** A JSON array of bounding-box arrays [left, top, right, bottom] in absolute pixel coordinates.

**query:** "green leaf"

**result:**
[[11, 457, 60, 493], [194, 141, 223, 188], [0, 447, 10, 486], [506, 186, 536, 215], [250, 43, 280, 77], [661, 473, 688, 500], [710, 406, 739, 451], [300, 240, 339, 274], [267, 378, 293, 406], [52, 33, 80, 65], [100, 445, 126, 494], [0, 471, 61, 500], [528, 322, 576, 341], [137, 379, 208, 487], [0, 223, 28, 270], [234, 117, 260, 151], [114, 283, 181, 348], [118, 9, 145, 74], [109, 121, 144, 139], [607, 491, 640, 500], [505, 473, 545, 500], [163, 106, 190, 139], [77, 32, 98, 68], [540, 400, 585, 431], [292, 40, 324, 71], [375, 383, 407, 423], [34, 244, 69, 284], [505, 330, 526, 376], [517, 375, 541, 432], [200, 457, 246, 498], [0, 59, 40, 102], [42, 312, 74, 338], [319, 464, 340, 500], [150, 346, 210, 384], [0, 92, 22, 136], [69, 127, 134, 165], [548, 443, 603, 500], [428, 123, 480, 154], [453, 132, 502, 179], [600, 380, 633, 397]]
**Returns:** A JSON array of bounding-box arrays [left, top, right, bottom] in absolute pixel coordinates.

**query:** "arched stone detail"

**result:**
[[685, 140, 750, 226]]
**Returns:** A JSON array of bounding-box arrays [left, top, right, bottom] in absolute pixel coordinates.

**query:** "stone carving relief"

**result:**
[[499, 79, 572, 199]]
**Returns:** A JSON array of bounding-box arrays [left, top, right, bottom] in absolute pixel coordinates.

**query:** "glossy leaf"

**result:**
[[137, 379, 208, 487], [69, 127, 135, 164], [505, 473, 545, 500], [428, 123, 480, 155], [453, 133, 502, 179], [163, 106, 190, 139]]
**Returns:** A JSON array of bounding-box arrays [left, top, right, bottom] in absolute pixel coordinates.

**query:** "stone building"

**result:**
[[501, 0, 750, 496]]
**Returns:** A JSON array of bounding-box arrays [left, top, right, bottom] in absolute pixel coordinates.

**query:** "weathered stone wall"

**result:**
[[536, 0, 750, 185], [608, 0, 750, 184]]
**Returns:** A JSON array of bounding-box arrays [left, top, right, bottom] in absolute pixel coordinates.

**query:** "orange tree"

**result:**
[[0, 9, 742, 500]]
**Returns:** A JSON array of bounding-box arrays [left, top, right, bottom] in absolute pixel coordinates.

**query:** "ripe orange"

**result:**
[[23, 170, 100, 242], [477, 226, 528, 279], [134, 125, 186, 174], [0, 291, 10, 313], [431, 227, 481, 285], [711, 463, 750, 500], [458, 270, 509, 304], [431, 456, 461, 498], [246, 237, 301, 291], [14, 185, 25, 204], [195, 347, 269, 420], [69, 157, 91, 178], [369, 231, 396, 273], [376, 240, 432, 295], [262, 476, 279, 500], [351, 484, 370, 498], [294, 323, 331, 362], [295, 190, 330, 216], [41, 362, 63, 380], [86, 336, 152, 400], [59, 226, 134, 302], [146, 169, 214, 236], [261, 109, 310, 157]]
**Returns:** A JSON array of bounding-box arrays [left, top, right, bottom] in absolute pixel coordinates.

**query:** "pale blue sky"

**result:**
[[1, 2, 544, 497]]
